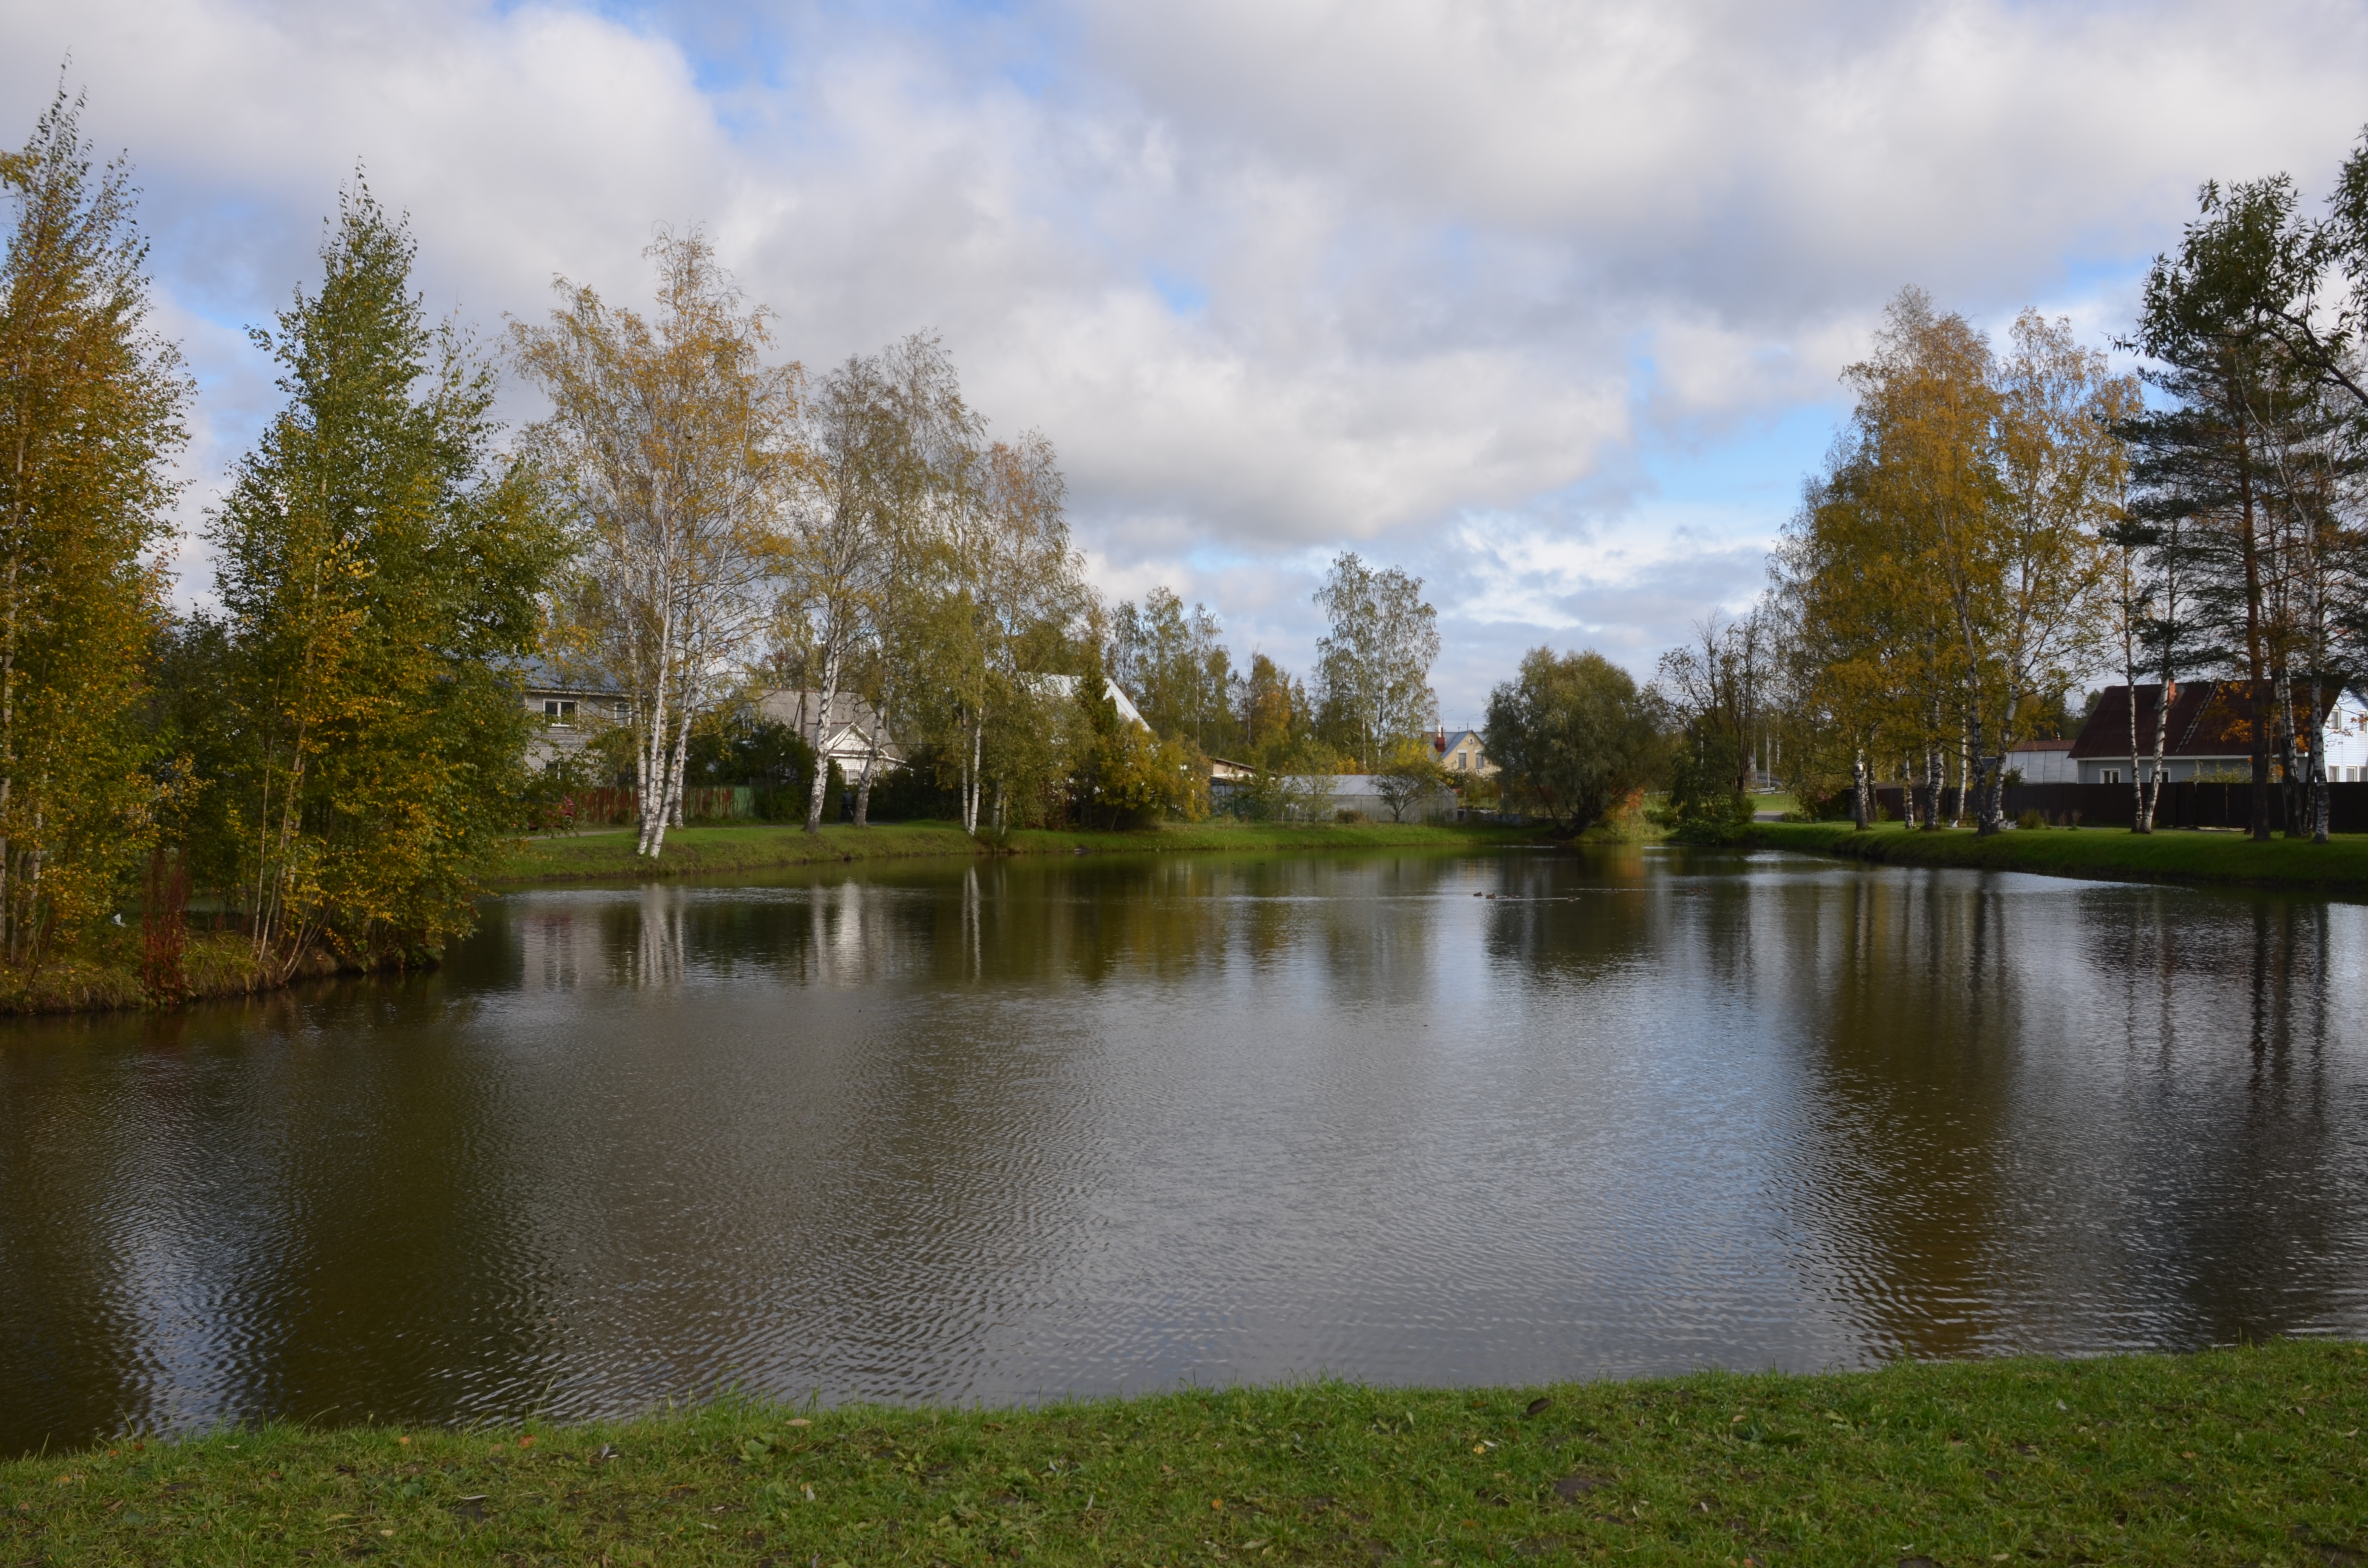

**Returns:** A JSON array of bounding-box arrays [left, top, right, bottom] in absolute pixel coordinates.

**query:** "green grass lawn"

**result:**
[[494, 819, 1535, 885], [494, 821, 987, 884], [1748, 819, 2368, 896], [5, 1342, 2361, 1565]]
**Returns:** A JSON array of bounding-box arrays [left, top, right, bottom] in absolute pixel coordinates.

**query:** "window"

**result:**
[[543, 698, 577, 723], [2101, 769, 2121, 784], [1454, 754, 1467, 771]]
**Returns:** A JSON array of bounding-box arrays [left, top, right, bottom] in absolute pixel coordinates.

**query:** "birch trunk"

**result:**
[[803, 648, 842, 833]]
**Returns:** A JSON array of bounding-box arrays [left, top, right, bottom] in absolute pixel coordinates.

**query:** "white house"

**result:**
[[755, 688, 905, 780], [1022, 674, 1152, 730], [2069, 682, 2368, 784]]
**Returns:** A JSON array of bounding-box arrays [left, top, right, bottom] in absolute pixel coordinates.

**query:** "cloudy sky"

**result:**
[[4, 0, 2365, 722]]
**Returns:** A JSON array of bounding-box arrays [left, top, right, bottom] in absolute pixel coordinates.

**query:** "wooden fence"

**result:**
[[550, 786, 755, 828], [1869, 781, 2368, 833]]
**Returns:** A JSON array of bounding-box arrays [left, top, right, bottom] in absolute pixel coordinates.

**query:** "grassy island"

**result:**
[[3, 1342, 2361, 1565], [1747, 820, 2368, 898]]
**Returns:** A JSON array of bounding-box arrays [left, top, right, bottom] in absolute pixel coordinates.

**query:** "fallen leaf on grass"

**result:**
[[1524, 1397, 1552, 1418], [1554, 1474, 1606, 1501]]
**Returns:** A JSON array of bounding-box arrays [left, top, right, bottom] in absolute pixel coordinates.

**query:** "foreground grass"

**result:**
[[497, 819, 1532, 885], [4, 1343, 2361, 1565], [1749, 819, 2368, 896]]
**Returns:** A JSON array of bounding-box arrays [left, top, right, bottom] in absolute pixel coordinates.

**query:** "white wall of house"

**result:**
[[523, 686, 629, 770]]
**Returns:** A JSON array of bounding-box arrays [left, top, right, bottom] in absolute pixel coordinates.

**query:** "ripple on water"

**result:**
[[1, 851, 2365, 1449]]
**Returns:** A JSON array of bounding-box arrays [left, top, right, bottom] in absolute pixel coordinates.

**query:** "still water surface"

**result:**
[[3, 846, 2366, 1453]]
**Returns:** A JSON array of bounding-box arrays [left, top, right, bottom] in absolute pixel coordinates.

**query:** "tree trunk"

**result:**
[[851, 689, 888, 829], [804, 649, 842, 834], [2303, 675, 2330, 843], [2274, 666, 2300, 839], [1851, 748, 1870, 831], [2123, 588, 2148, 833], [2239, 462, 2271, 841]]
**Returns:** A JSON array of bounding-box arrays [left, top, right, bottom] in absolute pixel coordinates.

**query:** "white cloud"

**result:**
[[4, 0, 2363, 711]]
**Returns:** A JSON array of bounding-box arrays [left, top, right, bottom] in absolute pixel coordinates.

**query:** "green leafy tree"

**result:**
[[1112, 587, 1236, 753], [1069, 642, 1207, 828], [203, 183, 561, 976], [1313, 552, 1439, 769], [1372, 735, 1452, 823], [0, 89, 189, 976], [1483, 648, 1657, 834], [1236, 651, 1302, 756]]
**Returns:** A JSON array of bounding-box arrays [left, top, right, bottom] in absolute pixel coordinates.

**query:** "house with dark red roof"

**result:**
[[2067, 682, 2368, 784]]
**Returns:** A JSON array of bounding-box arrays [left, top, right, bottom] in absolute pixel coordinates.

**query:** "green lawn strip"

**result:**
[[7, 1343, 2362, 1566], [491, 822, 986, 884], [1748, 819, 2368, 896], [999, 821, 1534, 857], [494, 820, 1534, 885]]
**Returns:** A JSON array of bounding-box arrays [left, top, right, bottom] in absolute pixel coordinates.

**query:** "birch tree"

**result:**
[[925, 433, 1089, 833], [0, 89, 187, 973], [1313, 552, 1439, 770], [1977, 312, 2133, 827], [209, 183, 557, 975], [786, 353, 889, 832], [850, 335, 977, 827], [513, 231, 799, 858], [789, 334, 979, 831]]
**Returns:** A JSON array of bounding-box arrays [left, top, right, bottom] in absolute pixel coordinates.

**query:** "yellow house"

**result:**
[[1435, 728, 1497, 778]]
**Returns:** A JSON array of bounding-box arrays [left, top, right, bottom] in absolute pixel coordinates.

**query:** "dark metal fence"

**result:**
[[1868, 781, 2368, 833]]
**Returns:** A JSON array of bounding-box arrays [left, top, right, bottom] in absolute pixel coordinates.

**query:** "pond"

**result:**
[[3, 846, 2366, 1454]]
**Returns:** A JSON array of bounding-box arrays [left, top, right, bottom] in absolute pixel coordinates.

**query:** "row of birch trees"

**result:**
[[513, 234, 1174, 847], [1106, 552, 1443, 779], [1768, 293, 2135, 836], [1764, 128, 2368, 842]]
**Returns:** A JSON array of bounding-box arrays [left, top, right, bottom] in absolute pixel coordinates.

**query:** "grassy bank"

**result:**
[[0, 929, 388, 1017], [1748, 819, 2368, 896], [495, 818, 1535, 885], [4, 1342, 2361, 1565]]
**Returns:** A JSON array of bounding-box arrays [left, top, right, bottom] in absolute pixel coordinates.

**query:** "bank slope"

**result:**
[[1748, 820, 2368, 896], [4, 1343, 2362, 1565]]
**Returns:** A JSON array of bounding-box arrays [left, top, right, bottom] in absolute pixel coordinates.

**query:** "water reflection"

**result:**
[[1, 847, 2364, 1454]]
